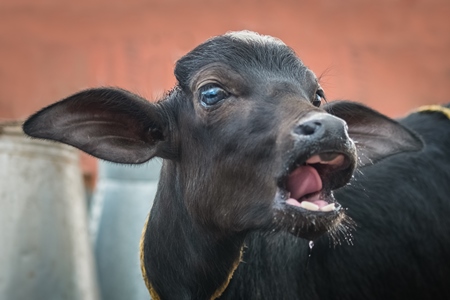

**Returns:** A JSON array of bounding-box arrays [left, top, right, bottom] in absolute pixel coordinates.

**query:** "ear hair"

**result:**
[[324, 101, 423, 166], [23, 88, 173, 164]]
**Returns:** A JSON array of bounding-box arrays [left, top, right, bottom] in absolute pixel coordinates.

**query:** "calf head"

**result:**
[[23, 31, 422, 242]]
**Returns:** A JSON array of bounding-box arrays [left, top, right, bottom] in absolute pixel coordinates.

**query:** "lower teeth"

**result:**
[[320, 203, 335, 212], [299, 201, 319, 211], [298, 201, 336, 212]]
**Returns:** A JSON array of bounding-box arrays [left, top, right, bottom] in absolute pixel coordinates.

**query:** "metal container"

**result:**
[[91, 159, 161, 300], [0, 123, 100, 300]]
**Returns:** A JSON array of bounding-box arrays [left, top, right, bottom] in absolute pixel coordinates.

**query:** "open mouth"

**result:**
[[283, 152, 350, 211], [273, 150, 355, 239]]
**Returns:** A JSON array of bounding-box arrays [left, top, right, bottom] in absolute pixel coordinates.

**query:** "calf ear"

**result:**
[[23, 88, 172, 164], [323, 101, 423, 166]]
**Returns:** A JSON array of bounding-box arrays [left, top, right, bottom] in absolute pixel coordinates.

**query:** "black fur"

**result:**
[[221, 110, 450, 299], [22, 31, 449, 299]]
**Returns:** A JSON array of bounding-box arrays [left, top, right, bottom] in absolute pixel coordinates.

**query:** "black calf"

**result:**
[[222, 105, 450, 300], [23, 31, 450, 299]]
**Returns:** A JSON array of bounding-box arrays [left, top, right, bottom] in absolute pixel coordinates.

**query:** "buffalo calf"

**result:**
[[23, 31, 450, 299]]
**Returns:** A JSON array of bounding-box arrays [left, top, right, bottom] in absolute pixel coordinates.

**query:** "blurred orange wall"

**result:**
[[1, 0, 449, 186]]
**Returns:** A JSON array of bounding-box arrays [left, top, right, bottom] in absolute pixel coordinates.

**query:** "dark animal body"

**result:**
[[222, 106, 450, 300], [22, 31, 450, 299]]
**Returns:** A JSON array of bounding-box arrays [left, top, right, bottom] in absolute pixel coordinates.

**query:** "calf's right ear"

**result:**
[[23, 88, 173, 164], [323, 100, 424, 166]]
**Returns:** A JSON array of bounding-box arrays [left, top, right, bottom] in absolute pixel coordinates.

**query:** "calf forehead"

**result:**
[[175, 31, 311, 89]]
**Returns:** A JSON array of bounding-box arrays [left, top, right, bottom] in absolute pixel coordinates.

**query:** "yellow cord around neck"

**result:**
[[139, 214, 244, 300], [139, 215, 160, 300], [414, 104, 450, 119], [210, 246, 244, 299]]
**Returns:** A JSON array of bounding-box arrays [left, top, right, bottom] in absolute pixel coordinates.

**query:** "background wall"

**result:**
[[1, 0, 449, 186]]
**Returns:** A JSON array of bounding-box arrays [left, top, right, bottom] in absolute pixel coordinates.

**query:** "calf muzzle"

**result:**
[[294, 113, 349, 142]]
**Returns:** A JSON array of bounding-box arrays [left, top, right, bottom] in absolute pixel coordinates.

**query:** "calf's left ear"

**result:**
[[323, 101, 423, 166], [23, 88, 173, 164]]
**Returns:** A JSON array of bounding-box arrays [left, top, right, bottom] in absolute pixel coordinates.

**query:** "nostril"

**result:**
[[295, 120, 322, 136]]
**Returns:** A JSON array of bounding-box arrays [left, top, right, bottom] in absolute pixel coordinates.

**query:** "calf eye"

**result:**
[[313, 90, 325, 107], [199, 85, 229, 106]]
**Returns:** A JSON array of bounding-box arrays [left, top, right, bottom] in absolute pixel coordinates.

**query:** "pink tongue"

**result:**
[[287, 166, 323, 200]]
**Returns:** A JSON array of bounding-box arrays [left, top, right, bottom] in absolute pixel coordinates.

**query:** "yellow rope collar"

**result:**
[[210, 246, 244, 300], [139, 213, 244, 300], [414, 104, 450, 119], [139, 214, 159, 299]]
